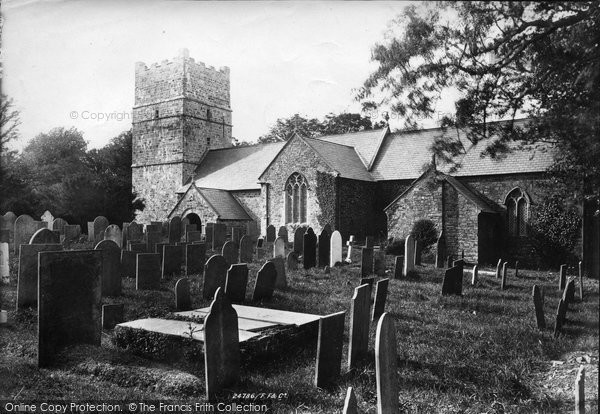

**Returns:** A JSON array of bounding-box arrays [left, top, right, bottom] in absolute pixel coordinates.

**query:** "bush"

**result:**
[[410, 219, 438, 248], [530, 196, 581, 268]]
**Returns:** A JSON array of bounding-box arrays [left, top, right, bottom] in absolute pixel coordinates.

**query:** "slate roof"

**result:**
[[318, 128, 386, 170], [196, 187, 252, 220], [302, 137, 374, 181]]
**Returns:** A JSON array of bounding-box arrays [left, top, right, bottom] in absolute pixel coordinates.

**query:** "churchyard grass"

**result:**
[[0, 242, 598, 413]]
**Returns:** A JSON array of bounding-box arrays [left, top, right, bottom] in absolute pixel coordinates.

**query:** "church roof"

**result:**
[[318, 128, 387, 170], [197, 187, 252, 220], [299, 137, 374, 181]]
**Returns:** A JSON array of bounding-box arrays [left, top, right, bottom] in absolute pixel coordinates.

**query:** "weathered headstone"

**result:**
[[246, 221, 258, 237], [14, 214, 44, 254], [102, 303, 124, 329], [146, 231, 162, 254], [212, 223, 227, 250], [578, 261, 584, 301], [532, 285, 546, 329], [40, 210, 54, 225], [162, 245, 183, 278], [435, 232, 446, 268], [559, 264, 567, 291], [348, 284, 370, 369], [203, 254, 228, 299], [365, 236, 374, 249], [252, 261, 277, 301], [314, 311, 345, 388], [343, 387, 359, 414], [95, 240, 122, 296], [129, 242, 147, 253], [293, 227, 306, 254], [93, 216, 109, 242], [104, 224, 123, 248], [50, 218, 68, 234], [303, 228, 317, 269], [0, 243, 9, 282], [120, 250, 137, 278], [17, 243, 63, 308], [501, 261, 508, 290], [471, 265, 478, 285], [231, 227, 242, 244], [168, 216, 182, 244], [225, 263, 248, 302], [63, 224, 81, 242], [269, 257, 286, 288], [360, 247, 373, 277], [175, 278, 191, 311], [136, 253, 161, 290], [375, 313, 399, 414], [374, 249, 386, 276], [404, 234, 415, 275], [553, 299, 567, 338], [266, 225, 276, 243], [127, 221, 143, 242], [372, 278, 389, 321], [575, 366, 585, 414], [286, 250, 298, 270], [204, 287, 240, 402], [329, 230, 342, 267], [495, 259, 502, 279], [239, 235, 253, 263], [273, 236, 286, 258], [87, 221, 95, 242], [187, 230, 203, 243], [38, 250, 102, 367], [186, 242, 206, 275], [29, 228, 59, 244], [205, 223, 214, 247], [414, 239, 422, 266], [441, 265, 462, 296], [277, 226, 288, 242], [317, 228, 331, 268], [222, 241, 238, 265], [393, 256, 403, 279]]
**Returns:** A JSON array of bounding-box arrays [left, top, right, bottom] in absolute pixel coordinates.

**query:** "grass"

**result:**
[[0, 242, 598, 413]]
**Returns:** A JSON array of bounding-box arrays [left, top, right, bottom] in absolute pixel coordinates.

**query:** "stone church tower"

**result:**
[[131, 49, 232, 223]]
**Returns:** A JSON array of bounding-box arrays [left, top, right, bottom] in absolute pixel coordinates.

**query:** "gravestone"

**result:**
[[277, 226, 288, 242], [93, 216, 109, 242], [495, 259, 502, 279], [203, 254, 228, 299], [129, 242, 147, 253], [375, 313, 399, 414], [205, 223, 214, 247], [162, 245, 183, 278], [222, 241, 238, 265], [63, 224, 81, 242], [186, 243, 206, 275], [0, 243, 9, 282], [155, 242, 168, 263], [269, 257, 287, 288], [452, 259, 464, 274], [50, 218, 67, 234], [102, 304, 124, 329], [252, 261, 277, 301], [372, 278, 389, 321], [40, 210, 54, 225], [128, 221, 143, 242], [29, 228, 59, 244], [578, 261, 584, 301], [343, 387, 359, 414], [471, 265, 478, 285], [87, 221, 95, 242], [501, 262, 508, 290], [345, 235, 356, 263], [186, 230, 203, 243], [314, 311, 346, 388], [38, 250, 102, 367], [136, 253, 161, 290], [446, 255, 454, 268], [184, 224, 197, 240], [303, 228, 317, 269], [146, 223, 161, 234], [120, 250, 137, 278], [374, 249, 386, 276], [239, 235, 253, 263], [121, 223, 130, 249], [293, 227, 306, 254], [231, 227, 242, 244], [14, 215, 43, 254], [414, 239, 422, 266], [95, 240, 122, 297], [273, 236, 286, 258], [559, 264, 567, 291], [365, 236, 374, 248], [146, 231, 162, 253], [532, 285, 545, 329], [348, 284, 370, 369], [393, 256, 403, 279], [404, 234, 415, 275], [553, 299, 567, 338], [212, 223, 227, 250], [168, 216, 182, 244], [204, 287, 240, 402], [266, 225, 276, 243], [17, 243, 63, 308], [104, 224, 123, 248], [360, 247, 373, 277], [225, 263, 248, 302], [575, 366, 585, 414], [286, 250, 299, 270], [1, 211, 17, 244], [318, 228, 330, 268], [441, 265, 462, 296], [329, 230, 342, 267], [435, 232, 446, 268], [161, 221, 170, 238], [175, 278, 191, 311], [246, 221, 258, 237]]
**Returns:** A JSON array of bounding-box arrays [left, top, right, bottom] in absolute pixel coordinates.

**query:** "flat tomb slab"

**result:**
[[116, 318, 259, 343], [174, 310, 278, 332], [181, 305, 322, 327]]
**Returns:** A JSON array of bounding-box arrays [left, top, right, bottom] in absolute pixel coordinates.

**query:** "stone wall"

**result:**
[[169, 187, 219, 227], [232, 190, 263, 233]]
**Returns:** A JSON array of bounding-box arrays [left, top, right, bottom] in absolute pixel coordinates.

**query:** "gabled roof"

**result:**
[[319, 128, 387, 170], [301, 137, 374, 181], [384, 169, 497, 213], [170, 184, 252, 221]]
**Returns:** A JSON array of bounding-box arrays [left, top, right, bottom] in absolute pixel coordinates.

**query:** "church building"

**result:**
[[131, 50, 576, 267]]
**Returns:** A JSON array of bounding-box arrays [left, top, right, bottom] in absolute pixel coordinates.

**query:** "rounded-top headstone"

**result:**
[[128, 221, 142, 242], [104, 224, 123, 248], [51, 218, 68, 233], [29, 228, 60, 244], [169, 216, 182, 243], [93, 216, 109, 239], [94, 239, 120, 250]]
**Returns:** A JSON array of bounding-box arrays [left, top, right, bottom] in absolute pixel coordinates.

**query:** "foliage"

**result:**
[[258, 112, 386, 143], [529, 196, 582, 268], [410, 219, 438, 248], [358, 2, 600, 195], [384, 237, 405, 255], [0, 94, 21, 149], [315, 171, 336, 229]]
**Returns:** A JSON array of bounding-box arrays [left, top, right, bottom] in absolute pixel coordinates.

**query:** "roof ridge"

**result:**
[[318, 127, 386, 140], [206, 141, 284, 152], [305, 136, 356, 149], [389, 117, 530, 137]]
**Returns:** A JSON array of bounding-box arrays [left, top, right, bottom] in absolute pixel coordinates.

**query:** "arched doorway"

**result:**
[[182, 212, 202, 233]]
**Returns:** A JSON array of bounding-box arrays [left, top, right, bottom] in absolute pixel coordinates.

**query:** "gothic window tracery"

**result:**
[[505, 188, 529, 236], [285, 172, 308, 223]]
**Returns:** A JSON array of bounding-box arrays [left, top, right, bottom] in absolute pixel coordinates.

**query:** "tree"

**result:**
[[357, 2, 599, 195], [0, 94, 21, 150]]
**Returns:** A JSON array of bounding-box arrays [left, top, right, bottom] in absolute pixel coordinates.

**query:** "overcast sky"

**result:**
[[2, 0, 458, 150]]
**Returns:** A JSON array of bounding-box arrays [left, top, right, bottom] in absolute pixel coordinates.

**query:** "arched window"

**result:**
[[505, 188, 529, 236], [285, 173, 308, 223]]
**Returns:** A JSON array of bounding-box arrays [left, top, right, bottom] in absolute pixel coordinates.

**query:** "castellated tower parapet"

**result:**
[[132, 48, 233, 223]]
